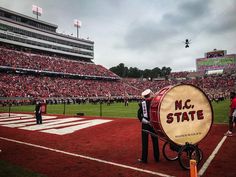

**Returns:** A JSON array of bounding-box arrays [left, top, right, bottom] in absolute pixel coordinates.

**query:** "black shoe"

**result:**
[[137, 158, 147, 163]]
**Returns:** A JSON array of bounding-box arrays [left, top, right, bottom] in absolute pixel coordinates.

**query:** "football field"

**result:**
[[0, 112, 235, 177]]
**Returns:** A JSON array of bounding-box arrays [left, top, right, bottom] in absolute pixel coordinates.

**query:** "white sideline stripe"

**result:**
[[198, 136, 227, 176], [0, 116, 58, 124], [0, 136, 174, 177]]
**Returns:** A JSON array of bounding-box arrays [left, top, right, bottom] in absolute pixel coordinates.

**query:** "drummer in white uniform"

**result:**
[[137, 89, 159, 163]]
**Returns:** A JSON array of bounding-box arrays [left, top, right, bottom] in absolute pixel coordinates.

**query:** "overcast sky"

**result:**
[[1, 0, 236, 72]]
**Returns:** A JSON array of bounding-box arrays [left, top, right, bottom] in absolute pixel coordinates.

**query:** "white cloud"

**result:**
[[1, 0, 235, 72]]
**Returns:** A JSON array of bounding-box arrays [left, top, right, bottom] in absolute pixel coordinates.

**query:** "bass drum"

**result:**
[[150, 84, 213, 146]]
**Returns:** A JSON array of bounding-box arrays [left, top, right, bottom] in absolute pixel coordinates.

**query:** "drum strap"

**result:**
[[232, 109, 236, 118], [142, 101, 148, 119], [232, 110, 236, 122]]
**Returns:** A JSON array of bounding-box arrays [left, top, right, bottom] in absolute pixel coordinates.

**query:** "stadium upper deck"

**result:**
[[0, 7, 94, 62]]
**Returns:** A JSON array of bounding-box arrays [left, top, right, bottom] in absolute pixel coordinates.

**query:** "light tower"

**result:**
[[32, 5, 43, 20], [74, 19, 82, 38]]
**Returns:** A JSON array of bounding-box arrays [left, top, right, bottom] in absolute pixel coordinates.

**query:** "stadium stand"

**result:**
[[0, 7, 142, 105], [0, 73, 140, 98], [0, 45, 119, 78], [122, 73, 236, 102], [0, 7, 235, 106]]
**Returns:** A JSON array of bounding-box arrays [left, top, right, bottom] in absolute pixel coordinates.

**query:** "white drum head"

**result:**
[[159, 84, 213, 145]]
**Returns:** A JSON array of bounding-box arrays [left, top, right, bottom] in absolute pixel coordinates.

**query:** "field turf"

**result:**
[[0, 99, 231, 177], [0, 99, 230, 123]]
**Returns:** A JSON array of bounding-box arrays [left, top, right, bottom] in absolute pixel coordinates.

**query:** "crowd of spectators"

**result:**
[[123, 73, 236, 102], [1, 72, 235, 105], [1, 45, 235, 106], [0, 46, 118, 78], [1, 71, 235, 105], [168, 71, 190, 78], [0, 73, 140, 98]]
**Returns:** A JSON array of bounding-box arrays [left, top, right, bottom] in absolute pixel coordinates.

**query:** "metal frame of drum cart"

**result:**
[[143, 129, 203, 170], [145, 84, 213, 170]]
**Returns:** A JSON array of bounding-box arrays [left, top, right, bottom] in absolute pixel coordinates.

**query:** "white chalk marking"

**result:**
[[0, 113, 112, 135], [0, 136, 175, 177], [20, 118, 83, 130], [41, 119, 112, 135], [198, 136, 227, 176], [0, 116, 57, 125]]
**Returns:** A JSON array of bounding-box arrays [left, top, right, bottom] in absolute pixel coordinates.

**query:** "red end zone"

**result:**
[[0, 113, 235, 177]]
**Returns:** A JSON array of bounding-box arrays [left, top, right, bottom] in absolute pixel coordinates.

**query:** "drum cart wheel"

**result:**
[[178, 143, 201, 170], [143, 130, 204, 170], [162, 141, 203, 169], [198, 146, 203, 161], [162, 141, 179, 161]]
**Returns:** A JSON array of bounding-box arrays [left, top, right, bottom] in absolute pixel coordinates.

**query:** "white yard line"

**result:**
[[198, 136, 227, 176], [0, 136, 175, 177]]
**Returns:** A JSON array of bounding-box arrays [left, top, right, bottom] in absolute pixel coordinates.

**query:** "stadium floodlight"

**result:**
[[32, 5, 43, 19], [74, 19, 82, 38]]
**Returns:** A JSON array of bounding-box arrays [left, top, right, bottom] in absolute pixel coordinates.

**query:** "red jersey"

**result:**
[[230, 97, 236, 116]]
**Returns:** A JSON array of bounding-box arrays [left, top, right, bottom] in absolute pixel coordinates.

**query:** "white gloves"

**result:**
[[142, 118, 150, 124]]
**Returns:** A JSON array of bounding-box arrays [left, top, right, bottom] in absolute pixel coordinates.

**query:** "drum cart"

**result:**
[[143, 129, 203, 170], [162, 140, 203, 170], [147, 84, 213, 170]]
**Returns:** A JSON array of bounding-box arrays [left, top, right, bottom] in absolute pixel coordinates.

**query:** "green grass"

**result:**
[[0, 100, 230, 123], [211, 99, 230, 124], [1, 102, 139, 118], [0, 160, 46, 177]]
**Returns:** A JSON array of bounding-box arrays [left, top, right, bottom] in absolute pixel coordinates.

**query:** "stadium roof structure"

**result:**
[[0, 7, 94, 62], [0, 6, 58, 32]]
